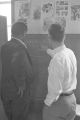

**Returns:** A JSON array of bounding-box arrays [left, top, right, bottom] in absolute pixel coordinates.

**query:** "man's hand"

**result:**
[[17, 85, 25, 97]]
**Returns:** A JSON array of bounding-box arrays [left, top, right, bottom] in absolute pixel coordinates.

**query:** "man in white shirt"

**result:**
[[43, 23, 77, 120]]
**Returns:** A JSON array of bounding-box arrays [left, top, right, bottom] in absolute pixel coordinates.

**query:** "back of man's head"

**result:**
[[48, 23, 65, 43], [11, 21, 27, 37]]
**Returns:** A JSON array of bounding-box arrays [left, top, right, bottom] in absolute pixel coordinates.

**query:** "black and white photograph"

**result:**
[[0, 0, 80, 120]]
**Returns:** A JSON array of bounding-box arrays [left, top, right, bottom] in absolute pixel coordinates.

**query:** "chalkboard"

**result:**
[[23, 34, 80, 103], [23, 34, 50, 101], [23, 34, 80, 120]]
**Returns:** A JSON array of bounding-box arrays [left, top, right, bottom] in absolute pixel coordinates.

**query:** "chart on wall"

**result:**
[[14, 0, 80, 34]]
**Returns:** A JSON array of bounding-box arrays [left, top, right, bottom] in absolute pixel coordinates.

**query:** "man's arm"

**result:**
[[44, 56, 64, 106], [11, 49, 33, 97]]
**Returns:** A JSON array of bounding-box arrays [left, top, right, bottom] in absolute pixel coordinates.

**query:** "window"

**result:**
[[0, 0, 10, 1], [0, 0, 11, 40]]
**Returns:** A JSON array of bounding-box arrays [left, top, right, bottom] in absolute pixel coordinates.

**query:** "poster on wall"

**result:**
[[14, 0, 31, 23], [55, 0, 69, 32], [71, 5, 80, 21], [55, 17, 66, 30], [55, 0, 69, 18], [33, 6, 41, 20], [41, 0, 55, 32]]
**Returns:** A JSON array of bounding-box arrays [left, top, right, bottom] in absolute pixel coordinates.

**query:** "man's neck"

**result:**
[[52, 41, 64, 50]]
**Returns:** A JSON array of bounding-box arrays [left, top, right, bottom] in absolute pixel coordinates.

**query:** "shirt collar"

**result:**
[[47, 44, 66, 57]]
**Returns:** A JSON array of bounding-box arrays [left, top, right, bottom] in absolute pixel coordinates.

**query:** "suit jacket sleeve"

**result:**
[[0, 47, 2, 96], [11, 48, 33, 89]]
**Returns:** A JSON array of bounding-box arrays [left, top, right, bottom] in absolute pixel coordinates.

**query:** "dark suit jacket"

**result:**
[[1, 38, 33, 102]]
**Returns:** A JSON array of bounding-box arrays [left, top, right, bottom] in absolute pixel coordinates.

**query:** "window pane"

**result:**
[[0, 4, 11, 25], [0, 3, 11, 40]]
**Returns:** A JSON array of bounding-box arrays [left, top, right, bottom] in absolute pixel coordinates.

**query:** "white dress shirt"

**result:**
[[44, 44, 77, 106]]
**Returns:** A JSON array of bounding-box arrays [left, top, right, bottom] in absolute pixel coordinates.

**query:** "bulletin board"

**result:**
[[13, 0, 80, 34]]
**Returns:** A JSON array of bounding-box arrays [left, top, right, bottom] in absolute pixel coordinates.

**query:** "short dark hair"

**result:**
[[48, 23, 65, 43], [11, 21, 27, 37]]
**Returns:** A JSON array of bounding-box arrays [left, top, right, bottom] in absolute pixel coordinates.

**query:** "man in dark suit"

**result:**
[[0, 21, 34, 120]]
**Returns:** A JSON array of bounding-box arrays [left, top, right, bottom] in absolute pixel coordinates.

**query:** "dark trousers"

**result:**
[[43, 93, 76, 120], [1, 89, 30, 120], [27, 100, 44, 120]]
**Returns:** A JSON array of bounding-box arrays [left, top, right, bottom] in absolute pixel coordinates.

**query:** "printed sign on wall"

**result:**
[[55, 0, 69, 18]]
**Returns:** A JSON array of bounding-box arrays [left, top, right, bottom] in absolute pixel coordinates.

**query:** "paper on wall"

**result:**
[[14, 0, 31, 23]]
